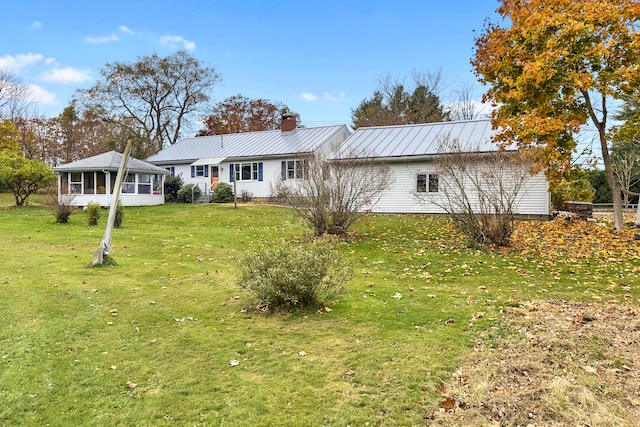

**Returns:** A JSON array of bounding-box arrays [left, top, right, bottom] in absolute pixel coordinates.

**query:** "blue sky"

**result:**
[[1, 0, 500, 128]]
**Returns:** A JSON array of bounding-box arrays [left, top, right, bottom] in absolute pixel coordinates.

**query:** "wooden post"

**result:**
[[233, 164, 237, 208], [92, 141, 132, 265]]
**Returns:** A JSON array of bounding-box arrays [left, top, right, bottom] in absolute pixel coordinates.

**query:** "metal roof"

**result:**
[[52, 151, 170, 174], [146, 125, 350, 164], [329, 119, 506, 160]]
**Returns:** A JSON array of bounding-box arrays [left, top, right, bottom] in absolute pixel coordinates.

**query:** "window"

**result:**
[[231, 162, 262, 181], [70, 172, 82, 194], [60, 173, 69, 195], [83, 172, 95, 194], [122, 173, 136, 194], [417, 173, 438, 193], [191, 165, 209, 178], [153, 175, 162, 195], [428, 174, 439, 192], [166, 166, 175, 177], [281, 160, 306, 180], [138, 174, 151, 194], [416, 174, 427, 193], [110, 173, 116, 195], [241, 163, 252, 180], [96, 172, 106, 194]]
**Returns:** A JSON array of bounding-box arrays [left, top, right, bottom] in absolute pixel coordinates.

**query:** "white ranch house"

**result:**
[[146, 115, 351, 198], [328, 120, 551, 216], [52, 151, 170, 207]]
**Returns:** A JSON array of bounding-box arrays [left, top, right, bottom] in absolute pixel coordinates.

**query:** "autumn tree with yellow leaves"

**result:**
[[472, 0, 640, 230]]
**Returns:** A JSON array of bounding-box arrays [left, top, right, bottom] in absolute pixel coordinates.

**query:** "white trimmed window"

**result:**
[[417, 173, 438, 193], [280, 160, 307, 180]]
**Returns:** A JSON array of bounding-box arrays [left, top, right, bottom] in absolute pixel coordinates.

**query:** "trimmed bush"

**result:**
[[177, 184, 201, 203], [164, 174, 184, 203], [84, 202, 102, 226], [237, 237, 351, 308], [210, 182, 234, 203]]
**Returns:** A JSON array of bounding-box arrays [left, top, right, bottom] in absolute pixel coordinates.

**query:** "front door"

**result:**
[[210, 165, 219, 187]]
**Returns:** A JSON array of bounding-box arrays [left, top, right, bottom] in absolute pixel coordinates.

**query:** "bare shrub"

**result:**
[[239, 189, 253, 203], [270, 152, 391, 236], [417, 137, 532, 247], [46, 194, 76, 224]]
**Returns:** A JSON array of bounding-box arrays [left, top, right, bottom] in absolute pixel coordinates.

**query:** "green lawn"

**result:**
[[0, 199, 638, 426]]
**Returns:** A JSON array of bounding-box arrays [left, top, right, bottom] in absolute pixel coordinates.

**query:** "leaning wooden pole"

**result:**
[[92, 141, 132, 266]]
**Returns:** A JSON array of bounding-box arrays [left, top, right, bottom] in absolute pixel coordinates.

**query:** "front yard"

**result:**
[[0, 200, 638, 425]]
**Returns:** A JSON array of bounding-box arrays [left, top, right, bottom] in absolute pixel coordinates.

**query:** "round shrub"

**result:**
[[210, 182, 234, 203], [237, 237, 352, 308], [177, 183, 201, 203]]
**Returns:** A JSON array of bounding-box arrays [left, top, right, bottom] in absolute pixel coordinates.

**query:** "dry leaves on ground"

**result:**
[[427, 300, 640, 426], [509, 214, 640, 264]]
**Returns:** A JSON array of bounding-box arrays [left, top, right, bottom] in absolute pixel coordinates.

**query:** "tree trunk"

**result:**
[[594, 110, 624, 231]]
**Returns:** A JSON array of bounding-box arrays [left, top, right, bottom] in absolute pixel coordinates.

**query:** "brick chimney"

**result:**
[[281, 113, 296, 132]]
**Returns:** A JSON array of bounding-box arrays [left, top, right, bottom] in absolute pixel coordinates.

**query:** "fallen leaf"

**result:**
[[439, 396, 456, 410]]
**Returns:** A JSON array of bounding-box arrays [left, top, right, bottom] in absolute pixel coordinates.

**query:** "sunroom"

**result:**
[[52, 151, 170, 207]]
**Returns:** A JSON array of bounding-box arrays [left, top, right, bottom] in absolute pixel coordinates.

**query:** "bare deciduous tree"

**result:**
[[415, 136, 533, 247], [611, 141, 640, 208], [0, 67, 33, 120], [447, 82, 484, 121], [270, 152, 391, 236], [77, 51, 221, 153]]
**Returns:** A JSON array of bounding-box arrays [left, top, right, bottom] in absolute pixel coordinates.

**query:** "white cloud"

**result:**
[[32, 21, 42, 29], [119, 25, 135, 35], [300, 92, 318, 101], [27, 84, 57, 104], [39, 67, 92, 84], [85, 34, 119, 43], [324, 91, 345, 101], [0, 53, 44, 72], [160, 35, 196, 51]]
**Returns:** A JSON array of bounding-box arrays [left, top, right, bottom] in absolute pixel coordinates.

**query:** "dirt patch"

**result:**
[[427, 300, 640, 426]]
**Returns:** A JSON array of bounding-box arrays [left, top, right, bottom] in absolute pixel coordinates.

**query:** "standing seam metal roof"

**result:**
[[145, 125, 349, 164], [329, 119, 503, 160]]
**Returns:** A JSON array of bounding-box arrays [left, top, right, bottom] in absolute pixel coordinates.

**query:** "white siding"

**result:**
[[62, 194, 164, 207], [169, 129, 351, 199], [368, 160, 550, 215]]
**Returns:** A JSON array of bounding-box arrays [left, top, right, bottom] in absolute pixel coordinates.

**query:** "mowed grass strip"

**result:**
[[0, 199, 638, 425]]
